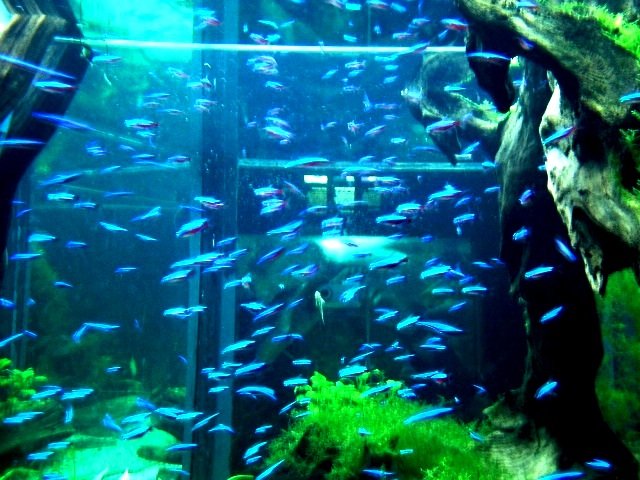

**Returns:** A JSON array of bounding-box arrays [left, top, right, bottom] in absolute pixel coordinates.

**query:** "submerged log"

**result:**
[[452, 0, 640, 476]]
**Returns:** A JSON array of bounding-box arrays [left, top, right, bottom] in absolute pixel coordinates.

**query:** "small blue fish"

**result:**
[[131, 206, 161, 222], [554, 237, 577, 262], [191, 413, 219, 432], [176, 218, 208, 238], [272, 333, 303, 343], [40, 172, 83, 187], [136, 234, 158, 242], [584, 458, 611, 470], [340, 285, 365, 303], [403, 407, 454, 424], [257, 246, 285, 265], [10, 253, 42, 261], [99, 221, 128, 232], [535, 380, 558, 399], [542, 126, 575, 146], [0, 138, 44, 148], [421, 321, 463, 335], [115, 267, 137, 274], [121, 425, 151, 440], [47, 441, 71, 450], [339, 364, 367, 378], [361, 383, 398, 398], [243, 441, 268, 460], [375, 309, 398, 322], [255, 424, 273, 434], [26, 451, 54, 461], [256, 459, 285, 480], [102, 413, 123, 432], [33, 113, 92, 130], [221, 339, 255, 354], [61, 388, 93, 400], [292, 358, 312, 366], [283, 377, 308, 387], [619, 92, 640, 104], [524, 265, 555, 280], [252, 326, 275, 337], [47, 192, 77, 202], [237, 385, 277, 401], [448, 301, 467, 313], [28, 233, 56, 243], [31, 386, 62, 400], [166, 443, 198, 452], [121, 412, 151, 424], [235, 362, 266, 376], [64, 405, 74, 424], [208, 423, 235, 434], [512, 227, 530, 242], [0, 330, 37, 348], [362, 468, 395, 478], [396, 315, 419, 331], [160, 269, 193, 284], [369, 254, 408, 270], [541, 306, 563, 323], [537, 471, 584, 480], [253, 303, 284, 322], [0, 298, 15, 309]]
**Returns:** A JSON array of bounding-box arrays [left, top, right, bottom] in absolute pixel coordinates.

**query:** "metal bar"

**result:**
[[53, 37, 466, 55], [210, 3, 239, 478], [238, 158, 489, 172]]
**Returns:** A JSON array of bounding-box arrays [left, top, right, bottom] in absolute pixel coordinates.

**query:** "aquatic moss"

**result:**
[[543, 2, 640, 61], [264, 371, 507, 480], [596, 269, 640, 459]]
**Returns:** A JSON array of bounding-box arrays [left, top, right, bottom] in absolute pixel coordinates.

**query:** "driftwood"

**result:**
[[0, 0, 89, 282], [444, 0, 640, 476]]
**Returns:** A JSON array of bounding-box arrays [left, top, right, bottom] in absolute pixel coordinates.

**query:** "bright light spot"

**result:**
[[304, 175, 327, 184], [0, 6, 12, 34], [317, 236, 398, 264]]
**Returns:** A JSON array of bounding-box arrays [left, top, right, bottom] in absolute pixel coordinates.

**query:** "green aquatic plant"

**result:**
[[0, 357, 47, 417], [0, 467, 41, 480], [264, 371, 506, 480], [596, 269, 640, 458]]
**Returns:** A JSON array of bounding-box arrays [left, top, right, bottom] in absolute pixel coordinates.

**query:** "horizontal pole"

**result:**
[[54, 37, 466, 55], [239, 158, 487, 172]]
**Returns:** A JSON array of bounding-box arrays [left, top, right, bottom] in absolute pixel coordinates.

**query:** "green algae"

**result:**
[[264, 371, 507, 480]]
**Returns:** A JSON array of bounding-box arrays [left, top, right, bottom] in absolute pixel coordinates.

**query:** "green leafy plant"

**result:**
[[264, 371, 507, 480], [596, 269, 640, 459], [0, 357, 47, 418]]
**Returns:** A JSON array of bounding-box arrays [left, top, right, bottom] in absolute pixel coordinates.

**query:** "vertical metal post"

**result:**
[[189, 1, 239, 478], [6, 167, 31, 369]]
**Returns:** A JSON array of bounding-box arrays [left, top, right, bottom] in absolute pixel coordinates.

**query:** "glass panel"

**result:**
[[0, 28, 202, 480]]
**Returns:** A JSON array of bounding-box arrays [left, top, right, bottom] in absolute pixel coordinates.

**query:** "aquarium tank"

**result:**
[[0, 0, 639, 479]]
